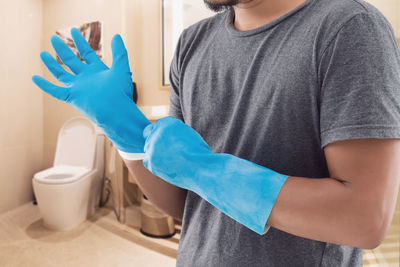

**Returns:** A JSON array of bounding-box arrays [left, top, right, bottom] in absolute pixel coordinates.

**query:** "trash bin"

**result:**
[[140, 195, 176, 238]]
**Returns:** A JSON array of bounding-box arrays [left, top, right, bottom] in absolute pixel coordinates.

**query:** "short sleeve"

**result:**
[[319, 12, 400, 149], [169, 33, 184, 122]]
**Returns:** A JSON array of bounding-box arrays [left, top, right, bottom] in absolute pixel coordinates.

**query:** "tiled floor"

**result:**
[[0, 199, 398, 267], [0, 203, 178, 267]]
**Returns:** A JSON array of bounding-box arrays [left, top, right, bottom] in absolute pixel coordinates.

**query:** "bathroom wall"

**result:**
[[124, 0, 171, 106], [42, 0, 170, 168], [0, 0, 43, 213]]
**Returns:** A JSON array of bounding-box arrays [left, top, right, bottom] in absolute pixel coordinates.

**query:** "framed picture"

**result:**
[[160, 0, 214, 89], [55, 21, 103, 64]]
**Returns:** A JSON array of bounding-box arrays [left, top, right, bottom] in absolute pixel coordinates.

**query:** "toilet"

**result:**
[[32, 117, 105, 230]]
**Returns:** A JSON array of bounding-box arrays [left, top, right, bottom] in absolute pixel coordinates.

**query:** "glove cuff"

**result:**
[[262, 224, 271, 235], [117, 150, 145, 161]]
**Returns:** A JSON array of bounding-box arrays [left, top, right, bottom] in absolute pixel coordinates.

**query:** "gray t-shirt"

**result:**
[[168, 0, 400, 266]]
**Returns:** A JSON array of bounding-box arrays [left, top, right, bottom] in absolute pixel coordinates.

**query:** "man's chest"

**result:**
[[179, 38, 320, 134]]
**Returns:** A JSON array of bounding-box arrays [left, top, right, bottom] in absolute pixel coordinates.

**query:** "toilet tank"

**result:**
[[54, 117, 97, 169]]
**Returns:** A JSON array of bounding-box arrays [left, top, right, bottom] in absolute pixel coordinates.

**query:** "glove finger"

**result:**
[[71, 28, 103, 65], [32, 75, 70, 101], [143, 123, 154, 139], [40, 51, 75, 85], [111, 34, 131, 72], [50, 35, 85, 74]]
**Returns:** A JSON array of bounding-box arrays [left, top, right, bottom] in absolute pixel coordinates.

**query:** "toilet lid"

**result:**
[[54, 117, 96, 169]]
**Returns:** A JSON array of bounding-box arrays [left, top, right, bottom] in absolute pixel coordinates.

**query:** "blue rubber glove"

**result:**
[[32, 28, 151, 159], [143, 116, 289, 235]]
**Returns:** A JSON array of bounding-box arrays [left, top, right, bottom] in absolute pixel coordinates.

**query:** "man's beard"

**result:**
[[203, 0, 240, 12]]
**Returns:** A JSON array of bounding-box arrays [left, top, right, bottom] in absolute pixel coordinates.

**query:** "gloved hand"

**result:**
[[32, 28, 151, 159], [143, 116, 289, 235]]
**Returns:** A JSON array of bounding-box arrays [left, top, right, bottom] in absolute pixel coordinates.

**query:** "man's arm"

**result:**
[[267, 138, 400, 249], [123, 159, 187, 221]]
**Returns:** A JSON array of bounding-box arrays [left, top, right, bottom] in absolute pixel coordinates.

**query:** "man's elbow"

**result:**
[[361, 230, 384, 250], [358, 212, 390, 249]]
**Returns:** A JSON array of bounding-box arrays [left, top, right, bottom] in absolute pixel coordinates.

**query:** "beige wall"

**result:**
[[42, 0, 170, 168], [124, 0, 171, 106], [0, 0, 43, 213]]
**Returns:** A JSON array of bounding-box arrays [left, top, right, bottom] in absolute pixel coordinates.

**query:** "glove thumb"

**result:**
[[143, 123, 154, 139]]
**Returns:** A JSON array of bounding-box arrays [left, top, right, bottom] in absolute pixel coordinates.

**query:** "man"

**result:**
[[129, 0, 400, 265], [33, 0, 400, 266]]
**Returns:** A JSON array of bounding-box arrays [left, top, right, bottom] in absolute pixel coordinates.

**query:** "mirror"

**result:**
[[161, 0, 214, 89]]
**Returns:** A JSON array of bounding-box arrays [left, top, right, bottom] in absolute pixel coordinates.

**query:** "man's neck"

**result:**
[[233, 0, 307, 31]]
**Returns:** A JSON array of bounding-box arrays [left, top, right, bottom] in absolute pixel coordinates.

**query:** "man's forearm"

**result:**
[[123, 159, 187, 220], [267, 176, 390, 249]]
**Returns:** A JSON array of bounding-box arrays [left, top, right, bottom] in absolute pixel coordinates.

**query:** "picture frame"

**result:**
[[55, 21, 103, 64]]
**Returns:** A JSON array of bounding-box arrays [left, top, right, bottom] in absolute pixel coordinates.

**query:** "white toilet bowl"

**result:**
[[33, 117, 105, 230]]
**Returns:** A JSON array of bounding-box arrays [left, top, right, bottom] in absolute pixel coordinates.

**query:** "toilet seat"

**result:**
[[33, 165, 91, 185]]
